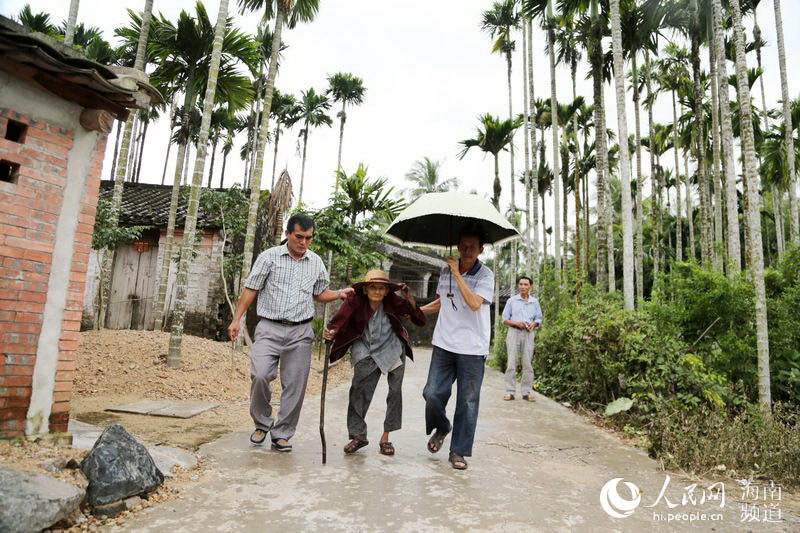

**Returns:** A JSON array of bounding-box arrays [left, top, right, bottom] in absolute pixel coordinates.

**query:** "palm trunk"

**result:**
[[772, 0, 798, 244], [713, 0, 741, 274], [167, 0, 229, 367], [583, 150, 590, 279], [220, 150, 228, 188], [336, 100, 347, 173], [242, 2, 283, 286], [731, 0, 771, 409], [522, 21, 532, 275], [271, 125, 281, 189], [207, 138, 218, 188], [691, 1, 712, 266], [109, 120, 122, 184], [160, 132, 173, 185], [548, 21, 561, 282], [773, 190, 785, 259], [493, 154, 501, 211], [135, 118, 149, 183], [506, 48, 517, 284], [709, 31, 724, 272], [572, 61, 582, 284], [126, 115, 139, 182], [646, 52, 660, 283], [672, 90, 683, 263], [685, 146, 695, 261], [632, 54, 644, 302], [299, 126, 309, 204], [527, 18, 540, 285], [64, 0, 80, 47], [591, 5, 609, 291], [561, 142, 569, 275], [610, 0, 634, 309], [182, 144, 191, 185], [99, 0, 153, 327], [153, 79, 196, 330]]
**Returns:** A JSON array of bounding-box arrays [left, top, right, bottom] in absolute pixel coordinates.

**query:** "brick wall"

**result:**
[[0, 107, 106, 438]]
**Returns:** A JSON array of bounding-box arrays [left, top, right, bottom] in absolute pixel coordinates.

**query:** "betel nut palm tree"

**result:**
[[293, 87, 332, 204], [403, 158, 459, 200], [772, 0, 798, 244], [327, 72, 366, 176], [236, 0, 321, 289], [269, 89, 302, 188], [458, 113, 522, 211], [152, 2, 258, 331], [167, 0, 232, 366], [609, 0, 635, 310], [729, 0, 771, 409], [98, 0, 154, 329]]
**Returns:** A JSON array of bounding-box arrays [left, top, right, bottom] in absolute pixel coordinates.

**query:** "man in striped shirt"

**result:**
[[229, 213, 352, 452]]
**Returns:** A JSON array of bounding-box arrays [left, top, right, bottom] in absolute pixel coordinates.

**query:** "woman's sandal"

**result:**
[[379, 442, 395, 456], [343, 438, 369, 454], [427, 429, 449, 454], [449, 451, 468, 470]]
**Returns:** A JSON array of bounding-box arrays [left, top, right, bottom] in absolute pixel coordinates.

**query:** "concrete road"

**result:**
[[122, 348, 797, 532]]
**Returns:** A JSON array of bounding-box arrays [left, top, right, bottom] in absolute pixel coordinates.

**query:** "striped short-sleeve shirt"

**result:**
[[244, 244, 329, 322]]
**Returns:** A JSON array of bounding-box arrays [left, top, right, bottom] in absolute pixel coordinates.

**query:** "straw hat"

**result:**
[[352, 269, 403, 292]]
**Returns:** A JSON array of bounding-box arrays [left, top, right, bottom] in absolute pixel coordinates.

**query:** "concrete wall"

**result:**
[[0, 73, 106, 438]]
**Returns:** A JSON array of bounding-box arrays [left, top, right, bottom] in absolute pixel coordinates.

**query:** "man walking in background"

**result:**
[[501, 276, 542, 402], [229, 213, 352, 452]]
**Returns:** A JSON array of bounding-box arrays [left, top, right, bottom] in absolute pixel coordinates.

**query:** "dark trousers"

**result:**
[[347, 356, 404, 440], [422, 346, 486, 457]]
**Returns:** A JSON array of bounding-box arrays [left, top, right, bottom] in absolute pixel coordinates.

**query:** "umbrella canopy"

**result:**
[[383, 192, 520, 249]]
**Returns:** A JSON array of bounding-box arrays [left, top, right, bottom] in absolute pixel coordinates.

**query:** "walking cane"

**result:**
[[320, 339, 332, 464]]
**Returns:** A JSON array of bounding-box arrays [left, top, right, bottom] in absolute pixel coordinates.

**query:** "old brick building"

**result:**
[[83, 181, 227, 338], [0, 17, 158, 439]]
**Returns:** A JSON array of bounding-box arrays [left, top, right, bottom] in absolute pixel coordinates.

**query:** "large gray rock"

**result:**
[[80, 424, 164, 507], [0, 467, 85, 533]]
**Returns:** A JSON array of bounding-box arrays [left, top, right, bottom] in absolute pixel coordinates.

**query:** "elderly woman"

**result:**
[[323, 269, 425, 456]]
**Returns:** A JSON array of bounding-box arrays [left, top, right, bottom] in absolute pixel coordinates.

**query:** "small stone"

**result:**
[[123, 496, 142, 509], [190, 475, 198, 481], [41, 457, 69, 472], [91, 501, 126, 518], [66, 459, 81, 470]]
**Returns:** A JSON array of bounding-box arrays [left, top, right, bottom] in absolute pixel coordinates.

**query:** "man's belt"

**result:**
[[264, 317, 313, 327]]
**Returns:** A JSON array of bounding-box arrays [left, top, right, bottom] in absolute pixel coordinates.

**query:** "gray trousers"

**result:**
[[505, 327, 535, 395], [250, 319, 314, 440], [347, 356, 404, 440]]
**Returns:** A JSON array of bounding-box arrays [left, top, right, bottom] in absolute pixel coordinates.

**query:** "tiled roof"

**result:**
[[99, 181, 225, 229], [0, 16, 161, 119], [376, 241, 446, 268]]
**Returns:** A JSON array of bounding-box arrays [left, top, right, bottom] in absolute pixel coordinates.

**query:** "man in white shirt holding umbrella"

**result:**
[[420, 224, 494, 471]]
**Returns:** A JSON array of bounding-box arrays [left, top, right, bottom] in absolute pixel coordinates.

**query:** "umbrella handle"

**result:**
[[320, 339, 332, 465]]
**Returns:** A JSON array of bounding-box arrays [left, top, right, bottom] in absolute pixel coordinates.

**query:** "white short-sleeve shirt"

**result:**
[[431, 261, 494, 356]]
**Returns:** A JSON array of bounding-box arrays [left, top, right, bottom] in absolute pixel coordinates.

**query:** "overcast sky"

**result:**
[[4, 0, 799, 246]]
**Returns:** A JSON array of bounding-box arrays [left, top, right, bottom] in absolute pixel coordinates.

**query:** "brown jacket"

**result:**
[[326, 291, 426, 363]]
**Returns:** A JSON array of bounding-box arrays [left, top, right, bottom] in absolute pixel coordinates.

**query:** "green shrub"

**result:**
[[649, 403, 800, 489], [649, 263, 758, 400], [488, 321, 508, 372], [533, 287, 731, 417]]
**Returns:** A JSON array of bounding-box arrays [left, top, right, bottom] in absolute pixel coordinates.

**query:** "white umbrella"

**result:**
[[383, 191, 520, 249]]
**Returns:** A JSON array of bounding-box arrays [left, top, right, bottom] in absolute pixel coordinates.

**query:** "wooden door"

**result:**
[[105, 244, 159, 330]]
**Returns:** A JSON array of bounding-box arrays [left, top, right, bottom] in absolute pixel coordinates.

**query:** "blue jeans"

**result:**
[[422, 346, 486, 457]]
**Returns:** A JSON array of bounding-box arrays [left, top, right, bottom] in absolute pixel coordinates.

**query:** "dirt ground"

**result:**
[[71, 329, 353, 448]]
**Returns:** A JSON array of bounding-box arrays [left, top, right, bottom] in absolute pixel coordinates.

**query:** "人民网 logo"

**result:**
[[600, 478, 642, 518]]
